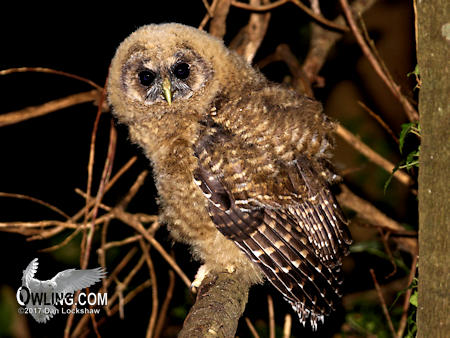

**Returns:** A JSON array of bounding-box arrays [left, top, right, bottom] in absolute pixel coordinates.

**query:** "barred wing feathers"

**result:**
[[193, 124, 351, 328]]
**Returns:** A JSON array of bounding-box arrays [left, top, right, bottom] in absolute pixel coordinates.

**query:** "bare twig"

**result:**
[[377, 228, 397, 279], [232, 0, 289, 11], [108, 279, 152, 316], [0, 90, 100, 127], [154, 270, 176, 338], [267, 295, 275, 338], [358, 101, 399, 143], [0, 192, 70, 219], [82, 116, 116, 270], [231, 0, 349, 32], [81, 83, 106, 269], [338, 184, 417, 255], [282, 314, 292, 338], [257, 43, 314, 96], [370, 269, 397, 336], [199, 0, 219, 30], [336, 124, 413, 186], [0, 67, 102, 90], [339, 0, 419, 121], [103, 247, 138, 290], [140, 239, 159, 338], [397, 254, 418, 338], [113, 208, 191, 288], [245, 317, 260, 338], [202, 0, 214, 16], [107, 255, 147, 313], [105, 156, 138, 191], [229, 0, 271, 63], [302, 0, 378, 84], [209, 0, 232, 38], [39, 227, 84, 253]]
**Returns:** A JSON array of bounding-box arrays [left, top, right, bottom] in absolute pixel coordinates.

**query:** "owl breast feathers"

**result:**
[[107, 23, 352, 329]]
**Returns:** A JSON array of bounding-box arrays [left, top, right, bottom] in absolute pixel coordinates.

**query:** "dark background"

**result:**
[[0, 1, 416, 337]]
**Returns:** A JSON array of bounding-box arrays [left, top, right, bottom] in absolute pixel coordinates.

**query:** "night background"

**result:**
[[0, 1, 418, 337]]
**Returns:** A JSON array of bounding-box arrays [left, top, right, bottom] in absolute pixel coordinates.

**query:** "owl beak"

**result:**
[[162, 78, 173, 105]]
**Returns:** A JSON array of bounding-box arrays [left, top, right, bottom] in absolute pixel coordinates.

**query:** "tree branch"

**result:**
[[179, 271, 250, 337]]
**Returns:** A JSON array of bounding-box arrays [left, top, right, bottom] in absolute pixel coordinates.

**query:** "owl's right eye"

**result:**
[[138, 70, 156, 86]]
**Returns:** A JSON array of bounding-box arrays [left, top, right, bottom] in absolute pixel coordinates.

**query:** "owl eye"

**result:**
[[138, 70, 156, 86], [173, 62, 190, 80]]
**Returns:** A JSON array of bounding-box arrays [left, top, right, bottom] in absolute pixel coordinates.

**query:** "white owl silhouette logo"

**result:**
[[17, 258, 106, 323]]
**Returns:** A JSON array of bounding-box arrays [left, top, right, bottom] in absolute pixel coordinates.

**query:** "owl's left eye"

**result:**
[[173, 62, 190, 80]]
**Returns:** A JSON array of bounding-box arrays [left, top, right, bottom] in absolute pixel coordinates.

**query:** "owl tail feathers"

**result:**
[[287, 299, 325, 331]]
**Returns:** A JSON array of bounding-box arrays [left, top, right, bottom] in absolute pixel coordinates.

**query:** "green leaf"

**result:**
[[384, 163, 400, 194], [410, 291, 418, 307], [407, 64, 420, 77], [399, 123, 414, 153]]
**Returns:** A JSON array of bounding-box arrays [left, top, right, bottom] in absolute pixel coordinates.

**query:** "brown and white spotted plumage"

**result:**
[[107, 23, 352, 329]]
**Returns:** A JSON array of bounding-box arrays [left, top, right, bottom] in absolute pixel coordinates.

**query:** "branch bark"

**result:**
[[179, 271, 250, 337], [416, 0, 450, 336]]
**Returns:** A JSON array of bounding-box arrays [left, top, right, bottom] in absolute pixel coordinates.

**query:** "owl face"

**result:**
[[120, 46, 214, 105], [108, 24, 237, 123]]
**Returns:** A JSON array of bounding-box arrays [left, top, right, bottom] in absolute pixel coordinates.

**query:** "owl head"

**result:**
[[108, 23, 261, 124]]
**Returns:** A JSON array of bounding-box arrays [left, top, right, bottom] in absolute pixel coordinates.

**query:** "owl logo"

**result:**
[[17, 258, 106, 323]]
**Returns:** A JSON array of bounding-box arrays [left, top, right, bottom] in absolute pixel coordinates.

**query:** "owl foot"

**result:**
[[191, 265, 211, 293]]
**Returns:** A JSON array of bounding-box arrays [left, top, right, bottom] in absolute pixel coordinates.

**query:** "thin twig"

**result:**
[[232, 0, 289, 11], [231, 0, 349, 32], [370, 269, 397, 336], [154, 270, 176, 338], [198, 0, 219, 30], [358, 101, 399, 143], [107, 255, 147, 312], [140, 239, 159, 338], [27, 226, 66, 241], [39, 227, 83, 253], [0, 192, 70, 219], [209, 0, 232, 38], [99, 234, 143, 251], [229, 0, 271, 63], [117, 170, 149, 209], [257, 43, 313, 96], [0, 220, 80, 229], [82, 117, 116, 269], [0, 90, 100, 127], [108, 279, 152, 316], [268, 295, 275, 338], [0, 67, 102, 90], [113, 208, 192, 288], [201, 0, 214, 16], [339, 0, 419, 121], [103, 247, 138, 291], [105, 156, 138, 191], [396, 254, 418, 338], [336, 124, 413, 186], [245, 317, 260, 338], [338, 184, 418, 255], [377, 228, 397, 279], [80, 84, 105, 269], [282, 314, 292, 338]]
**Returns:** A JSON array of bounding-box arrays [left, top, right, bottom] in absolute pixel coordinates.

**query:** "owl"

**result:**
[[107, 23, 352, 330]]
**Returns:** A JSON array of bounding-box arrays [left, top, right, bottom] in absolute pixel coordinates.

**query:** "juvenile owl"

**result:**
[[107, 23, 352, 329]]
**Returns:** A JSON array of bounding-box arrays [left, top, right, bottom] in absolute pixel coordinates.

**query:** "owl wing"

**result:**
[[52, 267, 106, 294], [193, 123, 351, 327], [22, 258, 39, 286]]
